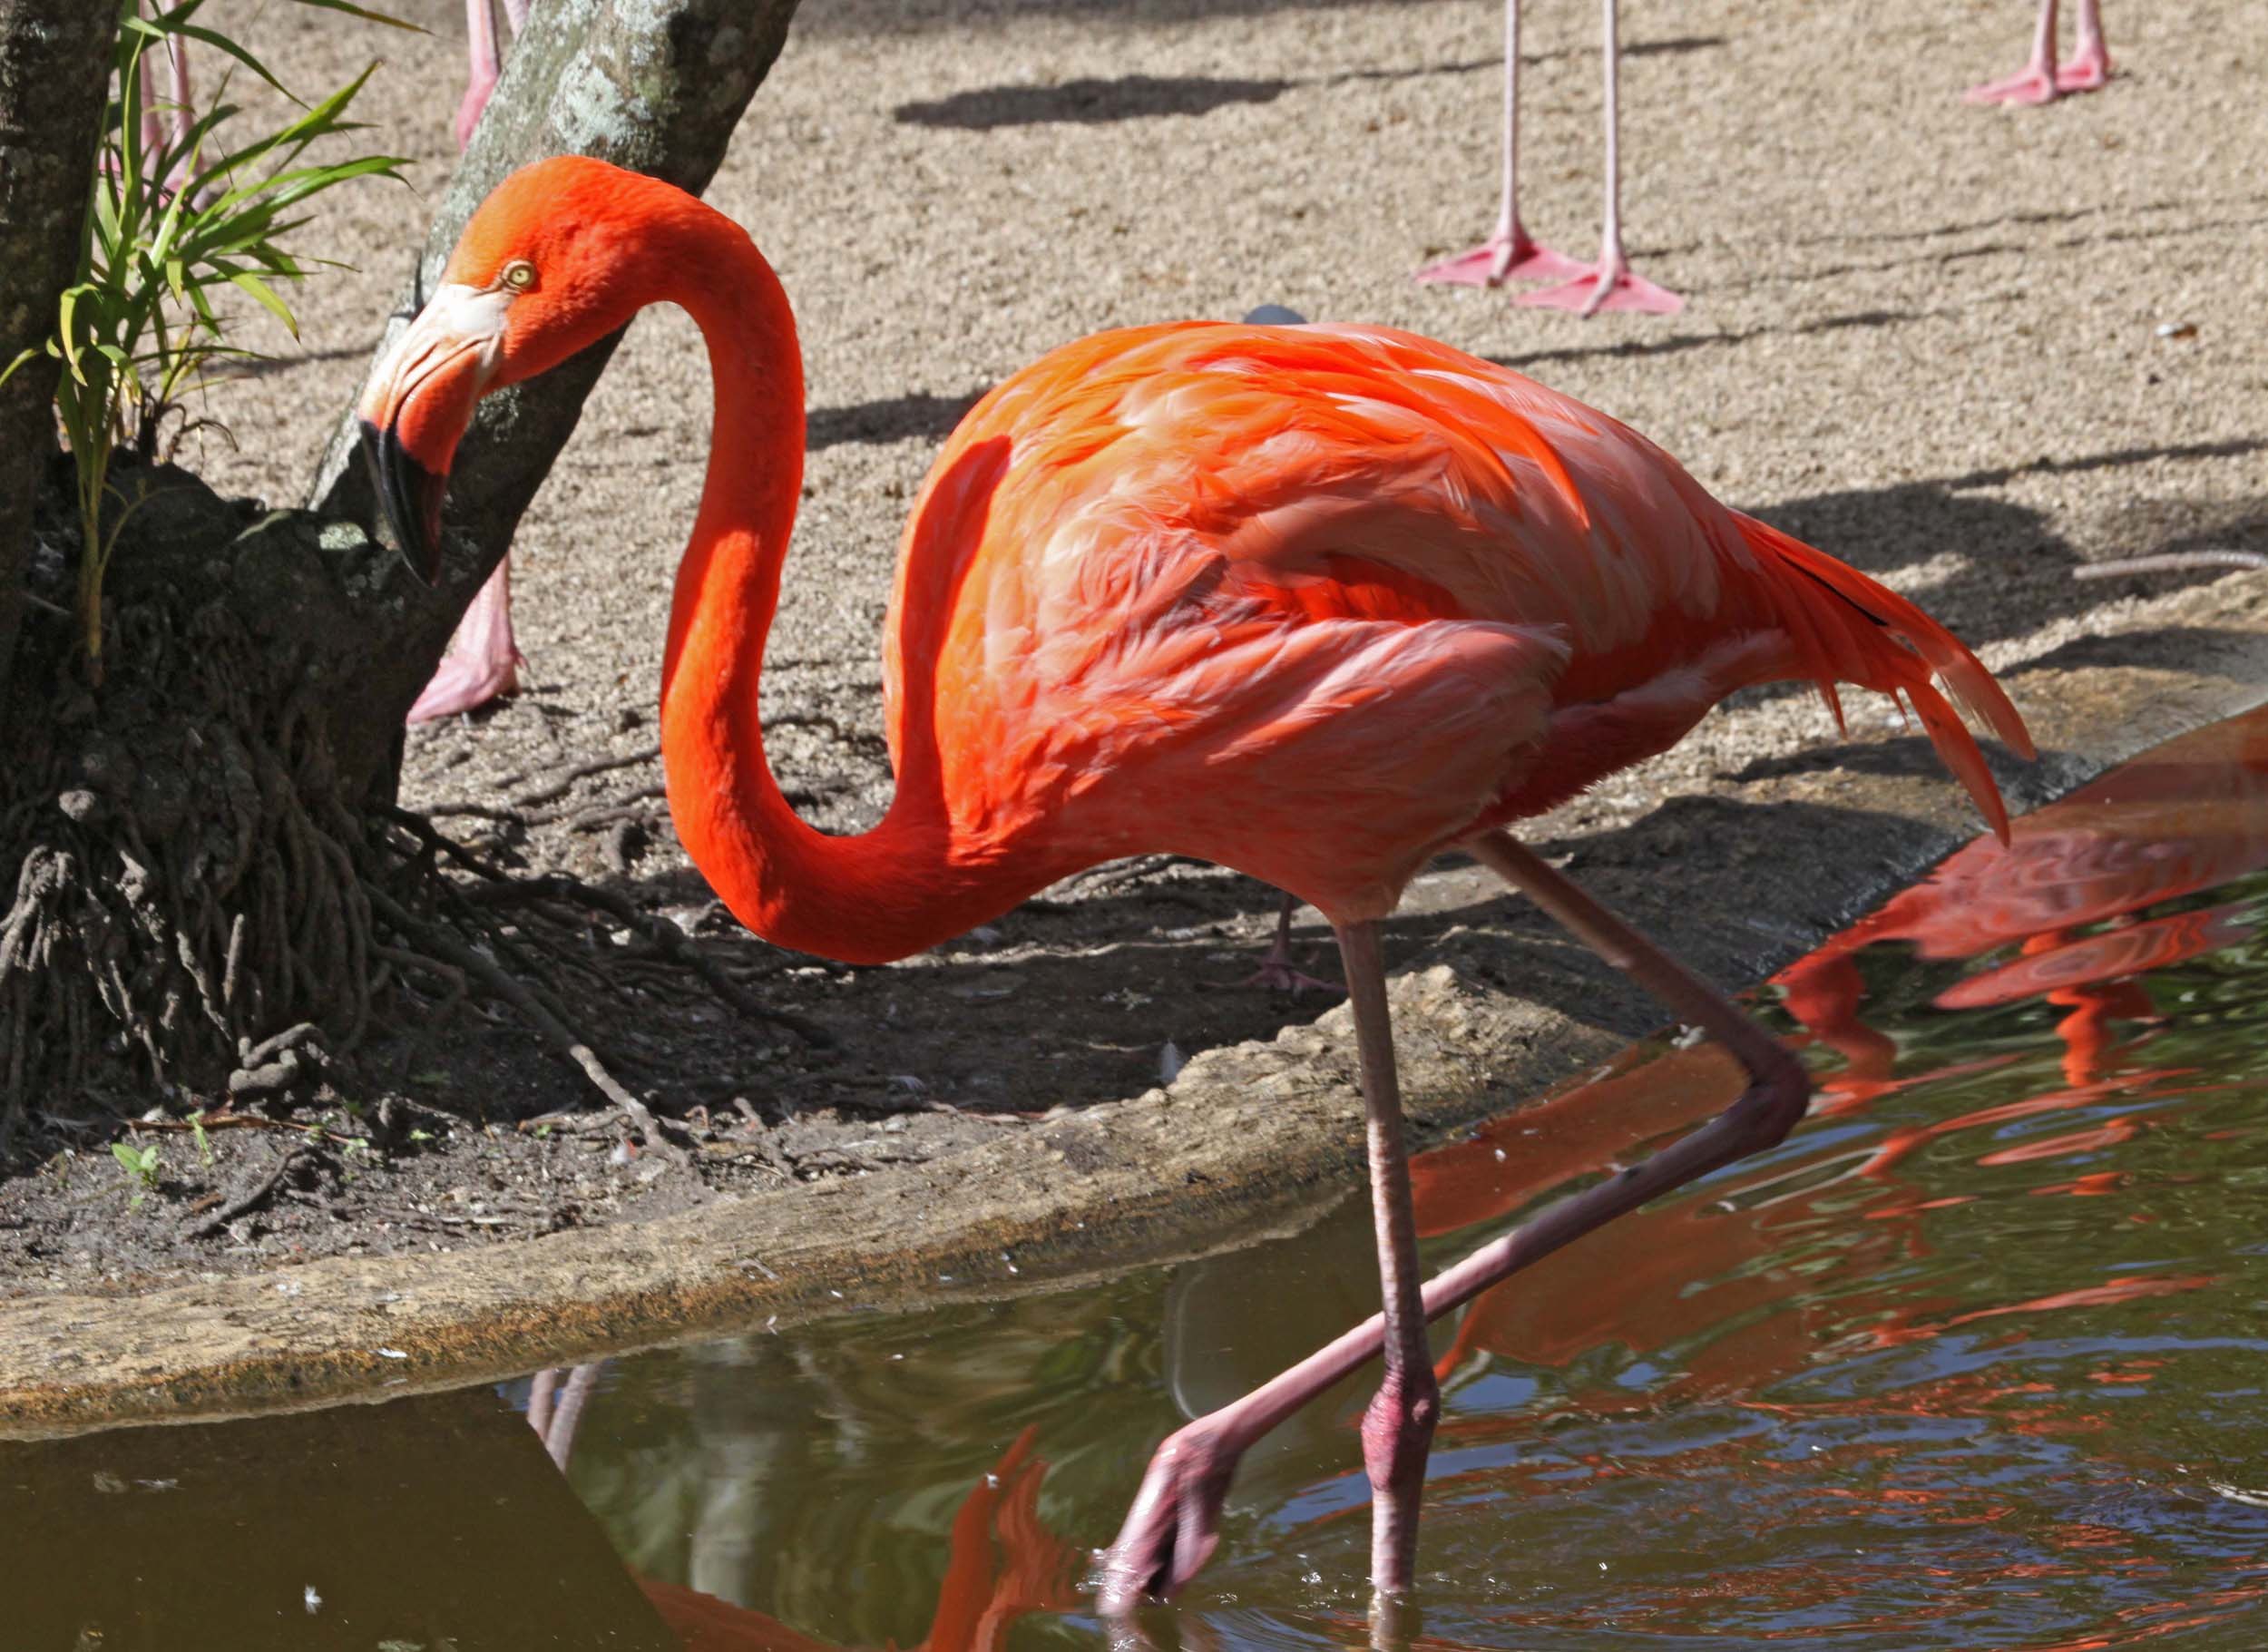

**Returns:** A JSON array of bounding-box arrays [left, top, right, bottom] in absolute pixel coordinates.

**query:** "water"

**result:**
[[13, 709, 2268, 1649]]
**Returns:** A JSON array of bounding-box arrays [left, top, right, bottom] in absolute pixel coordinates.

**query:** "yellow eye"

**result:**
[[500, 259, 536, 291]]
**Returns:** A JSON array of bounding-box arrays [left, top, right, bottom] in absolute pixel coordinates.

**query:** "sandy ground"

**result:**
[[5, 0, 2266, 1300]]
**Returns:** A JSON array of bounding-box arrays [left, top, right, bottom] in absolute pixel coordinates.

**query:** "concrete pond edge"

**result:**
[[5, 572, 2267, 1437]]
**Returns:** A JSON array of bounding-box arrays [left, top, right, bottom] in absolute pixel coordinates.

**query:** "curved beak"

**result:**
[[357, 281, 510, 584]]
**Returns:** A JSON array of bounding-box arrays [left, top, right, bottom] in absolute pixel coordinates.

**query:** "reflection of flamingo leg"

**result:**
[[524, 1361, 602, 1470], [1099, 831, 1809, 1612]]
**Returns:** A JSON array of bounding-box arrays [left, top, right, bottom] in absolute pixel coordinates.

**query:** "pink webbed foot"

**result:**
[[1240, 957, 1342, 997], [1515, 254, 1684, 317], [1096, 1417, 1244, 1614], [407, 559, 523, 724], [1963, 61, 2061, 105], [1416, 229, 1590, 289], [2056, 39, 2113, 93]]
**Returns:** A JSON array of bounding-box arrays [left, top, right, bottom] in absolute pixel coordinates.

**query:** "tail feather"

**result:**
[[1734, 512, 2034, 842]]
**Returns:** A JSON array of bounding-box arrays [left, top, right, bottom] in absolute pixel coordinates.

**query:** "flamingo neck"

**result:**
[[657, 229, 992, 963]]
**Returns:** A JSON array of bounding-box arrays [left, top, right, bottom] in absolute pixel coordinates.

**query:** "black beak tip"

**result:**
[[359, 415, 444, 588]]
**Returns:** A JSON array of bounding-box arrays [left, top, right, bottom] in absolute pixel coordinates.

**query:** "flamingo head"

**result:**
[[358, 156, 705, 581]]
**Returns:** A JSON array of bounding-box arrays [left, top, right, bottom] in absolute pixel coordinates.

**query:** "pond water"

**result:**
[[13, 707, 2268, 1649]]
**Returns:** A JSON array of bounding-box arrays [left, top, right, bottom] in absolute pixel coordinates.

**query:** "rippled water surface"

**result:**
[[14, 709, 2268, 1649]]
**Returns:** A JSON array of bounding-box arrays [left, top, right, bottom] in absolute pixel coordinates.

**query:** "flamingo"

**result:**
[[1967, 1, 2113, 106], [407, 0, 537, 725], [356, 156, 2029, 1612], [1417, 0, 1682, 316]]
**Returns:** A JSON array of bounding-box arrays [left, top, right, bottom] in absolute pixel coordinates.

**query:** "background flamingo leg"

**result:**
[[2060, 0, 2113, 90], [425, 0, 529, 725], [1516, 0, 1684, 315], [1097, 831, 1809, 1613], [1967, 0, 2111, 104], [455, 0, 501, 149], [1239, 889, 1342, 996], [1415, 0, 1587, 288], [408, 559, 523, 723]]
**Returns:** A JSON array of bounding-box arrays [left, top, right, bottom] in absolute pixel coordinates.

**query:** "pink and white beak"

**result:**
[[357, 282, 513, 583]]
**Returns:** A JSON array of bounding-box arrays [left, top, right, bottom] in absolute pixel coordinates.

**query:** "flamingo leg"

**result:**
[[425, 1, 531, 725], [1967, 0, 2110, 104], [2061, 0, 2112, 92], [1096, 831, 1810, 1612], [1517, 0, 1684, 315], [407, 556, 524, 723], [455, 0, 502, 149], [1334, 920, 1440, 1607], [1415, 0, 1587, 288], [1240, 889, 1342, 996]]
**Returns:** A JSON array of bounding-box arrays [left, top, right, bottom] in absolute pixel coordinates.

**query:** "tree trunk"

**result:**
[[308, 0, 805, 802], [0, 2, 117, 696], [0, 0, 805, 1133]]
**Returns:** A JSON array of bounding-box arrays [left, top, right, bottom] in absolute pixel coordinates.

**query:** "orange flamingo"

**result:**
[[356, 156, 2028, 1612]]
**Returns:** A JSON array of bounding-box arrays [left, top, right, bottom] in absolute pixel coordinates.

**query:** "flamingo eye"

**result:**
[[499, 259, 536, 292]]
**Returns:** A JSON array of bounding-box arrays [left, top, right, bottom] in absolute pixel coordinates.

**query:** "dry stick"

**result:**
[[186, 1144, 318, 1240], [2075, 550, 2267, 580], [510, 744, 660, 810], [390, 807, 832, 1048], [364, 885, 691, 1163]]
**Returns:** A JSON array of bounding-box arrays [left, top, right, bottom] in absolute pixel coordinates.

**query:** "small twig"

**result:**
[[365, 885, 690, 1164], [2076, 549, 2268, 580], [185, 1143, 318, 1240], [511, 745, 660, 809]]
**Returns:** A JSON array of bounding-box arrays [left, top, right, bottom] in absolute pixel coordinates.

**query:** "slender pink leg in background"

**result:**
[[1967, 0, 2112, 105], [1099, 831, 1810, 1614], [1517, 0, 1684, 315], [420, 0, 534, 725], [455, 0, 502, 149], [1243, 889, 1342, 996], [1415, 0, 1588, 288], [407, 553, 524, 723], [2059, 0, 2112, 91]]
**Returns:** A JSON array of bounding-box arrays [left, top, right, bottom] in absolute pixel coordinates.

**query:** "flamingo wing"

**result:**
[[882, 323, 2027, 920]]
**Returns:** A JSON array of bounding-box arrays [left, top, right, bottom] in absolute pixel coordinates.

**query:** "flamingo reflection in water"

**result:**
[[1420, 704, 2268, 1404], [520, 1363, 1080, 1652]]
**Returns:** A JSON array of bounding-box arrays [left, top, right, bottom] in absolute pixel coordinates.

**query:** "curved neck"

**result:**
[[657, 226, 995, 963]]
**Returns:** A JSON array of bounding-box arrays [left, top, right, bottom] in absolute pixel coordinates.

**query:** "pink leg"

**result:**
[[1516, 0, 1684, 316], [1416, 0, 1588, 288], [2059, 0, 2112, 91], [1096, 831, 1810, 1611], [408, 557, 524, 723], [1240, 889, 1342, 996], [1966, 0, 2110, 105], [455, 0, 502, 150]]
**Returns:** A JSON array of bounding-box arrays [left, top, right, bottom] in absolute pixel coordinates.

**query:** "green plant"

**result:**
[[111, 1139, 162, 1207], [0, 0, 415, 679]]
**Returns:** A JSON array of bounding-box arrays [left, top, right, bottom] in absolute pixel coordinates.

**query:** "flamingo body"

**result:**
[[861, 322, 2023, 934]]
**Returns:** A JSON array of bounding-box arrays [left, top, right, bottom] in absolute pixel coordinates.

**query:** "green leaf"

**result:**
[[279, 0, 426, 33], [227, 270, 298, 335]]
